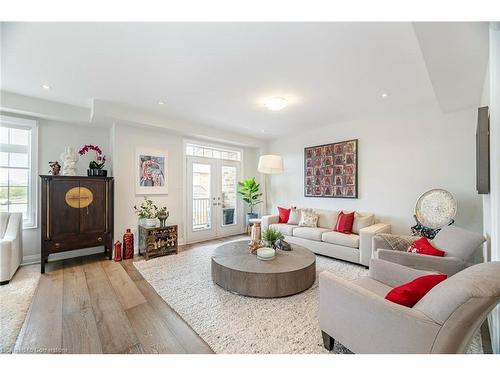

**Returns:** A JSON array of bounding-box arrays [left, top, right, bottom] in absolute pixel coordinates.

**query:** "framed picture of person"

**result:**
[[135, 148, 168, 195], [304, 139, 357, 198]]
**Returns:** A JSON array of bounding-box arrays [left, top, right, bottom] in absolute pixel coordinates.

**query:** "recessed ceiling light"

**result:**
[[381, 93, 390, 98], [261, 129, 266, 133], [41, 84, 51, 90], [263, 97, 288, 111], [158, 100, 165, 105]]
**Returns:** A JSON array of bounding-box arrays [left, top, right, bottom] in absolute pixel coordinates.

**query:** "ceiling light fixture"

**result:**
[[381, 93, 389, 98], [263, 97, 288, 111], [41, 84, 51, 90], [158, 100, 165, 105]]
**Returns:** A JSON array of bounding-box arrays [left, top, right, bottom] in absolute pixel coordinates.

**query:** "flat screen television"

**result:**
[[476, 106, 490, 194]]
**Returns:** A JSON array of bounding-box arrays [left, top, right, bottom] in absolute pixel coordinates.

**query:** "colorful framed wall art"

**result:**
[[135, 148, 168, 195], [304, 139, 358, 198]]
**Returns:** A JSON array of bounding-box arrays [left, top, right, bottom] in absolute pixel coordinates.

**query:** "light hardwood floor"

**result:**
[[13, 233, 493, 354], [14, 234, 247, 354]]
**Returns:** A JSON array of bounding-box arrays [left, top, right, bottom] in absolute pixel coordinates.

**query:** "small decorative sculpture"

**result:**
[[48, 161, 61, 175], [249, 239, 263, 254], [248, 218, 263, 253], [275, 238, 292, 251], [156, 207, 169, 227], [60, 146, 79, 176]]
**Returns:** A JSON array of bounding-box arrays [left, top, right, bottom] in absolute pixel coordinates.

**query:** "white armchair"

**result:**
[[320, 258, 500, 353], [0, 212, 23, 284]]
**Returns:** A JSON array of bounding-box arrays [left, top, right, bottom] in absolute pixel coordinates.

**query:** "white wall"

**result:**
[[111, 123, 261, 250], [111, 124, 185, 247], [485, 23, 500, 355], [13, 113, 262, 262], [267, 105, 483, 236], [22, 119, 111, 261]]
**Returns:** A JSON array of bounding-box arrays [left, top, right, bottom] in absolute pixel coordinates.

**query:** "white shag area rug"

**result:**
[[134, 241, 483, 354], [0, 264, 40, 353]]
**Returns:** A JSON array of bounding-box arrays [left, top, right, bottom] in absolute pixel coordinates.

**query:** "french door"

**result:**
[[187, 156, 242, 243]]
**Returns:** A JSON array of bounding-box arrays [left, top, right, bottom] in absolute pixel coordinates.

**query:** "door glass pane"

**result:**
[[192, 163, 211, 231], [221, 166, 237, 226]]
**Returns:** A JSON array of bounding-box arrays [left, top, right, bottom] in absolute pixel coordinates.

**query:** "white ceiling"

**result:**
[[413, 22, 489, 113], [0, 22, 489, 139]]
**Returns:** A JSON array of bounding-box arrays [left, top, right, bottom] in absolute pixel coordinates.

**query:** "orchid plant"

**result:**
[[79, 144, 106, 170]]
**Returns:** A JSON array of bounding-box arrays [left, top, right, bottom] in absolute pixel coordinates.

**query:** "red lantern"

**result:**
[[113, 241, 122, 261], [123, 228, 134, 260]]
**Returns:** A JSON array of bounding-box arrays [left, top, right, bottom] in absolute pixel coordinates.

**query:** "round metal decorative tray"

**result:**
[[415, 189, 457, 229]]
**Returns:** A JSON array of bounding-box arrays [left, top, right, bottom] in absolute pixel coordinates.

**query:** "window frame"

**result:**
[[185, 142, 241, 161], [0, 115, 38, 229]]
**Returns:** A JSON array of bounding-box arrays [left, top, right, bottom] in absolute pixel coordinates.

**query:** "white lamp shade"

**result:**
[[258, 155, 284, 174]]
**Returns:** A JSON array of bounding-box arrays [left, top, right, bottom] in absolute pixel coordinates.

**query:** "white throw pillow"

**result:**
[[287, 208, 301, 225], [314, 209, 340, 229], [352, 213, 375, 234], [298, 211, 319, 227]]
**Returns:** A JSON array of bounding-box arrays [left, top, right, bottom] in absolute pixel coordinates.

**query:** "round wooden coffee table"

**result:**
[[211, 240, 316, 298]]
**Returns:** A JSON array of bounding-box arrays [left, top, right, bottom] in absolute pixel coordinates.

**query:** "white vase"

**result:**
[[60, 146, 79, 176], [144, 218, 157, 227]]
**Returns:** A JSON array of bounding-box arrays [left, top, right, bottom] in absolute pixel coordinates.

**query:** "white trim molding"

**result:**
[[0, 114, 38, 229], [487, 22, 500, 354]]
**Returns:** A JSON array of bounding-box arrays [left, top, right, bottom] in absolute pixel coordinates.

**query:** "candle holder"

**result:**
[[248, 218, 262, 254], [113, 241, 122, 261]]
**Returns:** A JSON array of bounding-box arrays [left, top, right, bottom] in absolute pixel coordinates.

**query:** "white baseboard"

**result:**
[[22, 247, 105, 265], [22, 254, 41, 265], [22, 239, 188, 263]]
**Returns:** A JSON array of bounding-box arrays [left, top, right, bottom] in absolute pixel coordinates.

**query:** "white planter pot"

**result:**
[[144, 218, 157, 227]]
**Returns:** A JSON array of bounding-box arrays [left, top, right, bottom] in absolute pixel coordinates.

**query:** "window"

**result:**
[[0, 116, 38, 228], [186, 143, 241, 161]]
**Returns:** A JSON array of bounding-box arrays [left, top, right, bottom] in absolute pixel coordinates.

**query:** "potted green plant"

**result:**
[[262, 228, 284, 250], [134, 197, 158, 227], [237, 177, 263, 225]]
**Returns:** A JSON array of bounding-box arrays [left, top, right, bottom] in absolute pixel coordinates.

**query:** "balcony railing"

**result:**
[[193, 197, 210, 230], [192, 198, 237, 230]]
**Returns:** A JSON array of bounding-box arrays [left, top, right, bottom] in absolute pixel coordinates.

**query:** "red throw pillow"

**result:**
[[385, 274, 447, 307], [408, 237, 445, 257], [277, 207, 291, 223], [335, 211, 355, 234]]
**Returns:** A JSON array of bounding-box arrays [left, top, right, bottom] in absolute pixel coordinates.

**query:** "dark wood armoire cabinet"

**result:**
[[40, 175, 114, 273]]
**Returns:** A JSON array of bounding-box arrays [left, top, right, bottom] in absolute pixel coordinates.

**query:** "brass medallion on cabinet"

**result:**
[[40, 175, 114, 273]]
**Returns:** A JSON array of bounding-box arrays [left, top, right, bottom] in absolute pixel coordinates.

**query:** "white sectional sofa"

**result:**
[[261, 209, 390, 267]]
